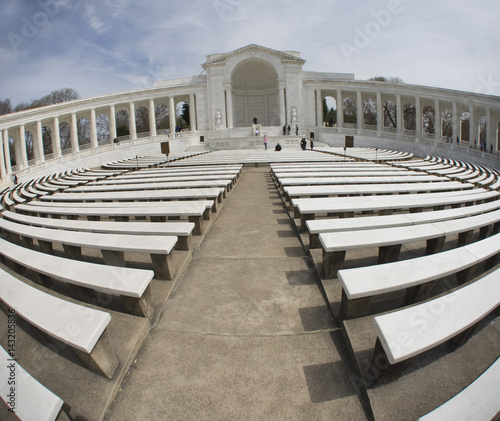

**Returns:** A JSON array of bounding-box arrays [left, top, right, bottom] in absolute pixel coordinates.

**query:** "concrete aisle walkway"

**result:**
[[104, 167, 367, 420]]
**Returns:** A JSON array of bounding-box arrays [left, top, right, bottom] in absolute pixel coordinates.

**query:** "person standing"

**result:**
[[263, 134, 268, 150], [295, 125, 299, 136], [283, 124, 286, 135], [287, 125, 290, 135], [310, 139, 314, 150]]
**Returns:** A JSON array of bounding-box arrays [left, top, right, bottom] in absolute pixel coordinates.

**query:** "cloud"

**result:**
[[1, 0, 499, 104]]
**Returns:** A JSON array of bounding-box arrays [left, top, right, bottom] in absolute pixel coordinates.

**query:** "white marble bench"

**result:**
[[370, 267, 500, 385], [28, 198, 216, 217], [10, 187, 26, 205], [278, 175, 450, 187], [338, 233, 500, 318], [66, 179, 233, 195], [320, 208, 500, 278], [26, 181, 49, 197], [41, 187, 225, 210], [87, 173, 237, 187], [417, 357, 500, 421], [0, 345, 69, 421], [114, 168, 241, 180], [0, 270, 118, 378], [294, 189, 499, 231], [2, 210, 195, 251], [0, 218, 178, 280], [33, 179, 61, 194], [1, 189, 15, 210], [284, 180, 473, 202], [14, 201, 208, 235], [273, 167, 405, 178], [0, 237, 155, 319], [307, 199, 500, 248]]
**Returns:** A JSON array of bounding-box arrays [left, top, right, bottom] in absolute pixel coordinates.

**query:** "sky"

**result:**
[[1, 0, 499, 107]]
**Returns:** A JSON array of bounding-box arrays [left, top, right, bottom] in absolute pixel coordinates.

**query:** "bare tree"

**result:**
[[30, 88, 79, 108], [363, 99, 377, 126], [135, 107, 150, 134], [0, 99, 13, 115], [384, 101, 397, 128], [343, 97, 357, 124], [404, 104, 416, 131]]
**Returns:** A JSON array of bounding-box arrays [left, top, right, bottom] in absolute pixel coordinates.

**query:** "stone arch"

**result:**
[[230, 58, 279, 127], [176, 101, 191, 131], [174, 96, 189, 132], [324, 95, 337, 127]]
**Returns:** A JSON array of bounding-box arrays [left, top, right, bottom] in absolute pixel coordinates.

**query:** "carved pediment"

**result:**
[[203, 44, 306, 69]]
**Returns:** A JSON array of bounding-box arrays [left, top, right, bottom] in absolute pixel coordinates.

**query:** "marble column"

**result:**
[[18, 125, 28, 170], [3, 130, 11, 175], [337, 90, 344, 128], [396, 94, 402, 137], [169, 97, 176, 135], [486, 107, 496, 151], [316, 89, 323, 127], [469, 105, 476, 147], [452, 102, 459, 144], [109, 105, 117, 141], [0, 131, 6, 180], [89, 109, 98, 147], [70, 113, 79, 153], [415, 97, 422, 138], [225, 91, 232, 129], [434, 99, 441, 141], [279, 87, 286, 126], [34, 121, 45, 163], [52, 117, 62, 158], [357, 91, 363, 132], [376, 92, 383, 134], [149, 99, 157, 136], [190, 94, 197, 131], [128, 103, 137, 140]]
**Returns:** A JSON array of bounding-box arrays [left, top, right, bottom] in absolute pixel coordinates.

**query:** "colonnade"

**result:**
[[0, 93, 198, 176], [1, 79, 499, 181], [313, 87, 500, 150]]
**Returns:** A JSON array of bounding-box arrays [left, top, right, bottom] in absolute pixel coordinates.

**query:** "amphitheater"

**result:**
[[0, 45, 500, 420]]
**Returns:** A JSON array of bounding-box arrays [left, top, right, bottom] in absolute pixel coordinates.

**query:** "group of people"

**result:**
[[263, 134, 282, 151], [282, 125, 299, 136], [300, 137, 313, 150]]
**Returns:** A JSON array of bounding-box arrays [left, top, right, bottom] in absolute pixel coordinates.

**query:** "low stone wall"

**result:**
[[317, 131, 500, 169]]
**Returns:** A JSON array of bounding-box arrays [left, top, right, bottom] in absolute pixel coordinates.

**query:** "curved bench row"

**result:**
[[272, 157, 500, 419], [0, 159, 242, 419]]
